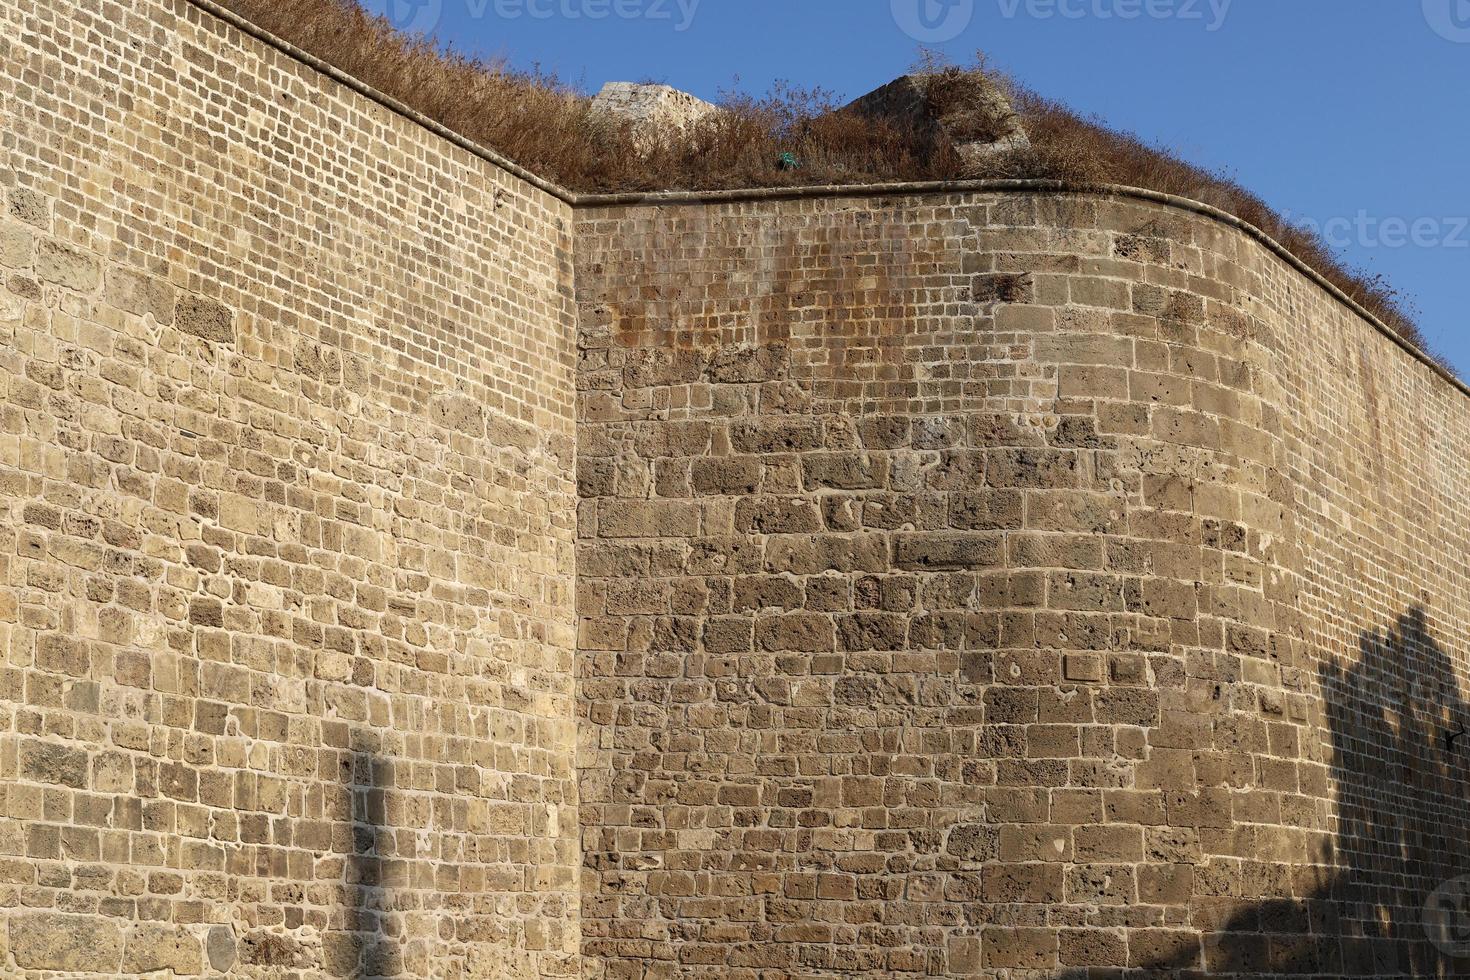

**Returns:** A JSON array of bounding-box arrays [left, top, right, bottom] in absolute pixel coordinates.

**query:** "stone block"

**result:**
[[894, 533, 1001, 570], [755, 613, 834, 653], [105, 267, 177, 322], [36, 239, 100, 290], [1063, 653, 1104, 683], [730, 418, 822, 454], [0, 223, 33, 268], [945, 824, 999, 862], [691, 457, 761, 495], [982, 863, 1063, 903], [6, 187, 49, 226], [734, 496, 820, 534], [123, 924, 204, 974], [19, 740, 88, 788], [983, 927, 1058, 969], [175, 294, 234, 344], [1059, 928, 1127, 967], [10, 913, 125, 972]]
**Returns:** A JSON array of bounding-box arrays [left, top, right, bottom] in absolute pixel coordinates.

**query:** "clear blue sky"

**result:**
[[363, 0, 1470, 372]]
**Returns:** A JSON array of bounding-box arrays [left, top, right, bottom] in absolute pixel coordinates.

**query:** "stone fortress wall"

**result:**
[[3, 1, 1469, 978], [573, 192, 1470, 977], [0, 0, 580, 976]]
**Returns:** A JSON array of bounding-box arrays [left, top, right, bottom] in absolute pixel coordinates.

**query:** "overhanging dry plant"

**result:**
[[215, 0, 1431, 359]]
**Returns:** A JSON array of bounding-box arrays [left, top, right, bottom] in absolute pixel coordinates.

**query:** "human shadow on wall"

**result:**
[[330, 745, 402, 979], [1139, 606, 1470, 977]]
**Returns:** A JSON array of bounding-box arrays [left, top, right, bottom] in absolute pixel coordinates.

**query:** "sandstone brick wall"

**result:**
[[0, 0, 579, 976], [574, 192, 1470, 977], [8, 2, 1470, 978]]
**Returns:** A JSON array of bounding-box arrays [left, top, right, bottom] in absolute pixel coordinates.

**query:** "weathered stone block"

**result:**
[[1060, 928, 1128, 967], [730, 418, 822, 454], [734, 496, 821, 534], [688, 457, 759, 496], [987, 448, 1078, 488], [982, 863, 1064, 903], [894, 533, 1001, 570], [240, 929, 314, 968], [10, 913, 125, 972], [707, 342, 789, 383], [801, 453, 887, 490], [105, 267, 177, 322], [19, 740, 88, 788], [123, 924, 204, 974], [946, 824, 999, 862], [175, 294, 234, 344], [36, 238, 100, 290], [1063, 653, 1104, 683], [428, 392, 486, 436], [0, 223, 33, 267], [755, 613, 834, 653], [6, 187, 49, 226], [983, 927, 1058, 969], [835, 613, 908, 652]]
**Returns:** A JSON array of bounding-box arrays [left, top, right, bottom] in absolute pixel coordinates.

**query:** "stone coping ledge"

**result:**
[[183, 0, 1464, 403]]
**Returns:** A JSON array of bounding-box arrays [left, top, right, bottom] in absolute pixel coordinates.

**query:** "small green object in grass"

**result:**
[[777, 152, 800, 171]]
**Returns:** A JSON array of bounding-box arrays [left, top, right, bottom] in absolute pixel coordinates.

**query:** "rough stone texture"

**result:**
[[575, 193, 1470, 977], [9, 914, 126, 973], [0, 0, 579, 977], [121, 923, 206, 974], [846, 73, 1031, 170], [7, 0, 1470, 978], [590, 82, 719, 148]]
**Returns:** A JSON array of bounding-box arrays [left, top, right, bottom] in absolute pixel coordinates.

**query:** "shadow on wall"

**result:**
[[333, 745, 401, 979], [1148, 607, 1470, 976]]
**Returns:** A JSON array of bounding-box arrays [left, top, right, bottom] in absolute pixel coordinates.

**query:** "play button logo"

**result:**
[[891, 0, 976, 43], [1425, 0, 1470, 42], [383, 0, 444, 36]]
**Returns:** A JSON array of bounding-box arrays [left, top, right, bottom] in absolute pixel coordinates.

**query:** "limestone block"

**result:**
[[591, 81, 719, 147], [35, 238, 100, 291], [844, 71, 1031, 172], [10, 913, 125, 972], [122, 924, 204, 975], [175, 294, 234, 344]]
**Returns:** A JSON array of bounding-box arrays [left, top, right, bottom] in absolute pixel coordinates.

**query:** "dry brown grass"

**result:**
[[215, 0, 1429, 357]]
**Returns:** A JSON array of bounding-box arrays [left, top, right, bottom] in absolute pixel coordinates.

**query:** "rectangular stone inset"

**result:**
[[1063, 654, 1104, 683]]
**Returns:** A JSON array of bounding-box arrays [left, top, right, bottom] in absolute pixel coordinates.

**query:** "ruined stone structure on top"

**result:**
[[0, 0, 1467, 977]]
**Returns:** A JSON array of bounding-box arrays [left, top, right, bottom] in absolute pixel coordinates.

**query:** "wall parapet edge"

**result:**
[[182, 0, 1463, 403], [182, 0, 578, 204]]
